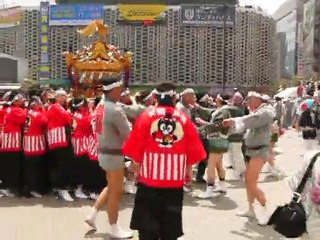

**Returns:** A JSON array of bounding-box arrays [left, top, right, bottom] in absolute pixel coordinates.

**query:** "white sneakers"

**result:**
[[85, 207, 133, 239], [75, 186, 88, 199], [197, 185, 218, 199], [110, 224, 133, 239], [255, 205, 270, 226], [0, 189, 15, 198], [214, 181, 227, 194], [124, 181, 137, 195], [236, 209, 256, 219], [236, 204, 270, 226], [30, 191, 42, 198], [57, 189, 74, 202]]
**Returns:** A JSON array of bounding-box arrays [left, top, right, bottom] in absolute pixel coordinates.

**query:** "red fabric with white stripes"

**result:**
[[122, 106, 206, 188], [1, 106, 27, 152], [87, 134, 98, 161], [23, 109, 47, 156], [71, 111, 94, 157], [47, 103, 71, 150]]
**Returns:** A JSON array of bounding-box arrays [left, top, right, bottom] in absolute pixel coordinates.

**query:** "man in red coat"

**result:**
[[46, 89, 73, 201], [122, 83, 206, 240], [0, 93, 27, 197], [23, 96, 48, 198]]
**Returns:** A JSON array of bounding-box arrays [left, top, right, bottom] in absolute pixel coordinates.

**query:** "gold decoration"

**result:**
[[65, 20, 133, 98]]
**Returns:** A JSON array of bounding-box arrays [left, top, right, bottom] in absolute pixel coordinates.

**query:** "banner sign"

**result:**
[[118, 4, 167, 21], [49, 4, 104, 26], [0, 6, 22, 28], [181, 4, 235, 27], [39, 2, 50, 80]]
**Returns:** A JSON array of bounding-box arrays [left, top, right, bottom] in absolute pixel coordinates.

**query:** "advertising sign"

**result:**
[[49, 4, 104, 26], [0, 6, 21, 28], [181, 4, 235, 27], [118, 4, 167, 21], [39, 2, 50, 80]]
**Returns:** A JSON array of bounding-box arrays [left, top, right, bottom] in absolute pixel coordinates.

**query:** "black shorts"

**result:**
[[130, 183, 184, 239]]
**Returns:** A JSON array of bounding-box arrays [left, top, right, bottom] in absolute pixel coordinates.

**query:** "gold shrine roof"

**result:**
[[65, 20, 132, 81]]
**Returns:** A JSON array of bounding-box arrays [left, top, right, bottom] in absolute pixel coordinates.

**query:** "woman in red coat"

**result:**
[[23, 96, 48, 198], [70, 98, 93, 200], [0, 93, 27, 197], [46, 89, 73, 202]]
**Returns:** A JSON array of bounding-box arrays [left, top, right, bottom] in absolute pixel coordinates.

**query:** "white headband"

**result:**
[[154, 89, 177, 99], [102, 80, 123, 91], [247, 91, 269, 101]]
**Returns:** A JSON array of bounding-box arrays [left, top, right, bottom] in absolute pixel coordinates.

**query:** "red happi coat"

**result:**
[[0, 105, 8, 146], [122, 106, 206, 188], [46, 103, 72, 150], [71, 110, 93, 157], [87, 109, 101, 161], [23, 109, 47, 157], [1, 106, 27, 152]]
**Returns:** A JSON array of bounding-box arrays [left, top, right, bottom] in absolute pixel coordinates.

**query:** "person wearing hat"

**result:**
[[222, 90, 276, 226], [196, 93, 232, 199], [46, 89, 74, 202], [85, 76, 133, 239], [122, 82, 206, 240], [0, 93, 27, 197], [22, 96, 48, 198], [176, 88, 196, 117]]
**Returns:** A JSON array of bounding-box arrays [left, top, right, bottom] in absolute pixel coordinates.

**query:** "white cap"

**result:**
[[55, 89, 67, 97], [180, 88, 195, 96]]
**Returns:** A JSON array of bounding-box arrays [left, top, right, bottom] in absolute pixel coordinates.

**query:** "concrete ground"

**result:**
[[0, 130, 309, 240]]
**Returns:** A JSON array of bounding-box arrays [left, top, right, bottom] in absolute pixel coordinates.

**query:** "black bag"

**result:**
[[267, 152, 320, 238]]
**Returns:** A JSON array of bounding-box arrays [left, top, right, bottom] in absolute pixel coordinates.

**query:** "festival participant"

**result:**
[[70, 98, 92, 199], [196, 93, 232, 198], [0, 93, 27, 197], [223, 91, 276, 226], [176, 88, 197, 116], [135, 89, 157, 107], [23, 96, 48, 198], [46, 89, 74, 202], [176, 88, 199, 191], [122, 83, 206, 240], [85, 76, 133, 239]]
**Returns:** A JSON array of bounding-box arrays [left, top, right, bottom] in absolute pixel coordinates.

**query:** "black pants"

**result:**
[[48, 146, 74, 189], [130, 184, 184, 239], [0, 151, 23, 191], [82, 157, 106, 193], [24, 155, 48, 194], [139, 230, 177, 240], [196, 137, 209, 179]]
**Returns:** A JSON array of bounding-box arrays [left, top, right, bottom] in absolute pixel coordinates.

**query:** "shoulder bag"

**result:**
[[267, 152, 320, 238]]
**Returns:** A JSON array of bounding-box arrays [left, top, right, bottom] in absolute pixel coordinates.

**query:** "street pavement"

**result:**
[[0, 130, 309, 240]]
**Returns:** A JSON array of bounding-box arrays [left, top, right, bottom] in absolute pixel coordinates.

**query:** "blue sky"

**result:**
[[1, 0, 286, 14]]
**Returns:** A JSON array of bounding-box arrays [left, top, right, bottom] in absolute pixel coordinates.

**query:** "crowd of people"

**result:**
[[0, 78, 320, 239]]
